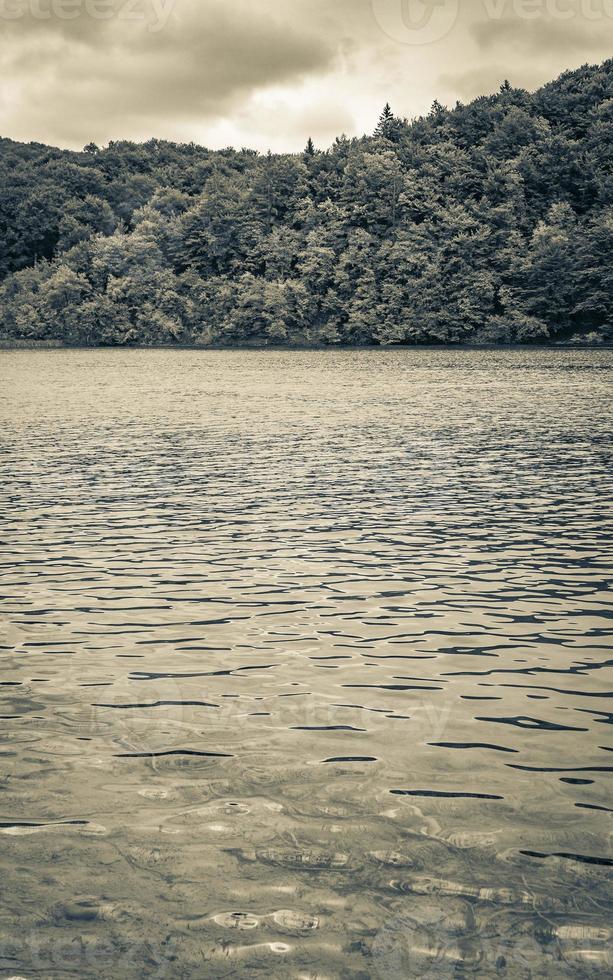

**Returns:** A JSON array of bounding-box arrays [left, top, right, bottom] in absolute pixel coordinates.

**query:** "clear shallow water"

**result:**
[[0, 348, 611, 979]]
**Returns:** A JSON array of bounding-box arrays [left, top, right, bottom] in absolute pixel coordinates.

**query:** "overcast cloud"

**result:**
[[0, 0, 611, 150]]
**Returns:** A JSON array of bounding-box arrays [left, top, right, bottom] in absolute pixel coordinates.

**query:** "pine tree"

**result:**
[[375, 103, 394, 137]]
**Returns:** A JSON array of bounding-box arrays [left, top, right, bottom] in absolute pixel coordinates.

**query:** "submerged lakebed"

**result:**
[[1, 348, 611, 978]]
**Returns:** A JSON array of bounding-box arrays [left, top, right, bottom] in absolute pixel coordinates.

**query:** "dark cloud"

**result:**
[[0, 0, 339, 145], [0, 0, 610, 150]]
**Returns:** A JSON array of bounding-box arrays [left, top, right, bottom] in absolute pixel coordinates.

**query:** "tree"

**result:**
[[516, 202, 578, 332], [345, 267, 379, 344], [573, 207, 613, 334], [0, 59, 612, 347], [375, 103, 394, 137], [341, 151, 404, 233]]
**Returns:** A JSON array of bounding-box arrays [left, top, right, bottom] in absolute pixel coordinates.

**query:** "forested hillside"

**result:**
[[1, 59, 612, 347]]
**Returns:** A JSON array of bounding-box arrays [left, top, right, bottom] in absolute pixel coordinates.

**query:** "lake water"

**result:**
[[1, 348, 611, 979]]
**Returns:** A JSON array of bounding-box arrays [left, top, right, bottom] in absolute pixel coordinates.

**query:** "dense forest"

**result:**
[[0, 59, 612, 347]]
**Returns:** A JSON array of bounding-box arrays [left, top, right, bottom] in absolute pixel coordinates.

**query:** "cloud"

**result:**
[[0, 0, 610, 150], [436, 62, 561, 102], [437, 65, 516, 101], [470, 5, 613, 56], [0, 0, 341, 145]]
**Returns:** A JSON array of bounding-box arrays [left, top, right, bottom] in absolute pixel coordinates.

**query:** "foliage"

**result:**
[[1, 60, 612, 346]]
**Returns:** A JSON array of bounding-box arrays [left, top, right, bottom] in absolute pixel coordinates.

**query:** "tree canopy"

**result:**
[[1, 59, 612, 347]]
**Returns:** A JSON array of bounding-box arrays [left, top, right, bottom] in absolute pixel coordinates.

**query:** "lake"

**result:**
[[1, 348, 611, 978]]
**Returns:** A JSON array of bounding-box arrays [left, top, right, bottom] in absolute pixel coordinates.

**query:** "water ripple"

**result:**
[[1, 348, 611, 978]]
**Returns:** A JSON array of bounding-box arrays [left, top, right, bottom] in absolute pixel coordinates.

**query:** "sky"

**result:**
[[0, 0, 612, 151]]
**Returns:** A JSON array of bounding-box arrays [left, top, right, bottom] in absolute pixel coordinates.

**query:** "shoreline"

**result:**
[[1, 341, 612, 352]]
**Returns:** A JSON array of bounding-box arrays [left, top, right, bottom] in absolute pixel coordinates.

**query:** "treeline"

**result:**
[[1, 60, 612, 347]]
